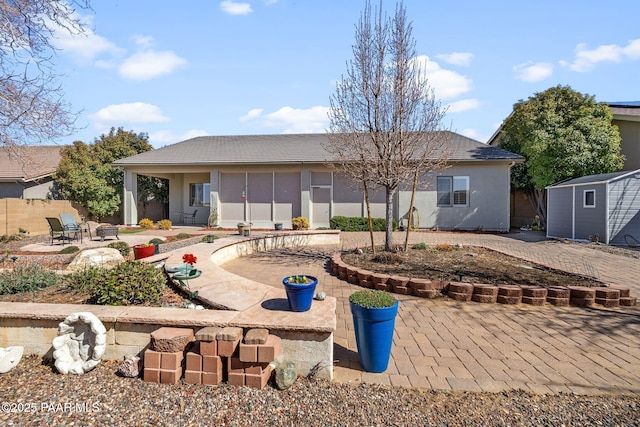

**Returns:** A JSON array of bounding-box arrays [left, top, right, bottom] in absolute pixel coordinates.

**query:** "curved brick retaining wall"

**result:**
[[0, 231, 340, 380], [331, 252, 637, 308]]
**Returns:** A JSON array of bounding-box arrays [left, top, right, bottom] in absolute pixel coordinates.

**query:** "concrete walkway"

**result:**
[[221, 230, 640, 395]]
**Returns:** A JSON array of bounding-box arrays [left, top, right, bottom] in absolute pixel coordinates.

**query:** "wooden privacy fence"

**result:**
[[0, 198, 80, 236]]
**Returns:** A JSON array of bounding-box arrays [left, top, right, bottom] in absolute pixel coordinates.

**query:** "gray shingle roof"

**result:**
[[548, 169, 640, 187], [113, 132, 522, 166]]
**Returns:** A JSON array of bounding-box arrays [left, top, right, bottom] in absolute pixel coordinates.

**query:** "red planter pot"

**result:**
[[133, 245, 155, 260]]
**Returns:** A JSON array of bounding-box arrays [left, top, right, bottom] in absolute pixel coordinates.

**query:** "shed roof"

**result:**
[[113, 132, 522, 166], [0, 145, 64, 182], [547, 169, 640, 188]]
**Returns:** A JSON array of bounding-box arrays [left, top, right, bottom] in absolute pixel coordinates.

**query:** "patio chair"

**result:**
[[182, 210, 197, 224], [59, 213, 83, 244], [46, 217, 74, 246]]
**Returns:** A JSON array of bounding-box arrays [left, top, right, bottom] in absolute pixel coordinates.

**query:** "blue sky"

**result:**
[[52, 0, 640, 148]]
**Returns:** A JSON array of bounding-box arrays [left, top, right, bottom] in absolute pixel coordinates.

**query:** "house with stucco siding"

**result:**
[[113, 132, 522, 231]]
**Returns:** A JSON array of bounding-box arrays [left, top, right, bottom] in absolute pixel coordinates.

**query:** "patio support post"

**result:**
[[210, 171, 220, 227], [300, 169, 311, 222], [123, 170, 138, 226]]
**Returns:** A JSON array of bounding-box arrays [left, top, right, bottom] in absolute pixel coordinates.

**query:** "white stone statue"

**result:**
[[52, 312, 107, 375], [0, 346, 24, 373]]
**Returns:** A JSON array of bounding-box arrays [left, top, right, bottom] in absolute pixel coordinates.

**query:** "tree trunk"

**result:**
[[403, 169, 419, 251], [385, 186, 394, 251], [527, 188, 547, 227], [363, 180, 376, 255]]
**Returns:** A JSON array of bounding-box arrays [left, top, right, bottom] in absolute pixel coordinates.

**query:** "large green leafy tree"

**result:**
[[56, 127, 166, 220], [498, 85, 624, 226]]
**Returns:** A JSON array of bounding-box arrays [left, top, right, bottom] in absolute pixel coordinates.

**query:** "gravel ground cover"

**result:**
[[0, 356, 638, 427], [2, 232, 639, 426]]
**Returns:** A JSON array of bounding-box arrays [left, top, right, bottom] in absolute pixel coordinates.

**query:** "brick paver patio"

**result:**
[[221, 230, 640, 395]]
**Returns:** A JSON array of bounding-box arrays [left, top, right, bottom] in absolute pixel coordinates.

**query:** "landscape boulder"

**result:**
[[67, 248, 125, 271]]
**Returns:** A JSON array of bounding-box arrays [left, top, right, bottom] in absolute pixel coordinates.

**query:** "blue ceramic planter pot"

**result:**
[[350, 299, 399, 373], [282, 276, 318, 312]]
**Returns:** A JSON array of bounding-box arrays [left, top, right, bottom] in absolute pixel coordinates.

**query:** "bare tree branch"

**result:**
[[1, 0, 90, 155], [324, 0, 451, 251]]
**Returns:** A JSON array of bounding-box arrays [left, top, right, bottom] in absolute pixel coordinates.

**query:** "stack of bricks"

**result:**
[[143, 327, 194, 384], [569, 286, 596, 307], [546, 287, 570, 306], [409, 278, 439, 298], [389, 276, 410, 295], [612, 285, 637, 306], [471, 284, 499, 303], [447, 282, 474, 301], [184, 326, 224, 386], [522, 286, 547, 306], [230, 328, 282, 389], [171, 326, 281, 389], [497, 285, 523, 304]]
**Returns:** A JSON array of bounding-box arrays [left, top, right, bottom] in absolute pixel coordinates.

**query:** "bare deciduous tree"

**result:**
[[1, 0, 89, 155], [325, 0, 450, 251]]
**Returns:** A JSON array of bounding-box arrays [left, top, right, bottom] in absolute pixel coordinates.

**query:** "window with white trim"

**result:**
[[583, 189, 595, 208], [190, 183, 211, 206], [437, 176, 469, 207]]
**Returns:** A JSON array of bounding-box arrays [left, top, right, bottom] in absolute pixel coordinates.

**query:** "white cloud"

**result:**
[[89, 103, 170, 125], [239, 108, 265, 122], [412, 55, 473, 100], [52, 24, 122, 63], [513, 61, 553, 82], [220, 1, 253, 15], [563, 38, 640, 72], [241, 106, 330, 133], [624, 39, 640, 59], [436, 52, 474, 67], [446, 98, 480, 113], [51, 13, 186, 82], [118, 50, 187, 81], [149, 129, 209, 147], [264, 0, 278, 4], [132, 35, 155, 49]]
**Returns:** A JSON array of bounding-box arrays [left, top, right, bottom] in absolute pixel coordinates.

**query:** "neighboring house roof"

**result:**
[[609, 102, 640, 122], [487, 101, 640, 146], [547, 169, 640, 188], [114, 132, 522, 166], [0, 145, 64, 182]]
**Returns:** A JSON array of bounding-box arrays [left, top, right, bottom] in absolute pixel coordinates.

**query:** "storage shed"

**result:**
[[546, 169, 640, 245]]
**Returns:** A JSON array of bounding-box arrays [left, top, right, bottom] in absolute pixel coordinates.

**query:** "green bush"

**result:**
[[412, 242, 428, 250], [201, 234, 218, 243], [107, 241, 130, 256], [330, 216, 398, 232], [176, 233, 191, 240], [0, 233, 26, 243], [63, 266, 104, 294], [149, 238, 164, 245], [349, 289, 397, 308], [59, 246, 80, 254], [82, 261, 167, 306], [0, 263, 59, 295]]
